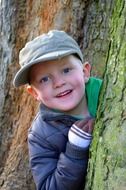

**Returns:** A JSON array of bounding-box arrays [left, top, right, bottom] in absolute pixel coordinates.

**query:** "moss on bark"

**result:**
[[85, 0, 126, 189]]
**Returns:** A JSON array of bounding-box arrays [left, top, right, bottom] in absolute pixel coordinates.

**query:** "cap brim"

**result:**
[[13, 50, 79, 87]]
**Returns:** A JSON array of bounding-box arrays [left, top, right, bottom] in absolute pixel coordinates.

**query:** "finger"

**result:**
[[74, 120, 88, 128], [88, 120, 95, 134], [82, 124, 89, 133]]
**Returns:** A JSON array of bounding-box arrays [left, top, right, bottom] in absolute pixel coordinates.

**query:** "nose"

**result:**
[[53, 76, 65, 88]]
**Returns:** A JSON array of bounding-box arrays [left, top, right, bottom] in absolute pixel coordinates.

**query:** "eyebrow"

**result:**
[[59, 59, 71, 67]]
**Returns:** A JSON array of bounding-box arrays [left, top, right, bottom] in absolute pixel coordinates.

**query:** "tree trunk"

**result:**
[[0, 0, 123, 189], [85, 0, 126, 189]]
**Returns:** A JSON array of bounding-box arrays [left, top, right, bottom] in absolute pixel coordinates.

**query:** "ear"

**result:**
[[26, 85, 39, 100], [83, 62, 91, 83]]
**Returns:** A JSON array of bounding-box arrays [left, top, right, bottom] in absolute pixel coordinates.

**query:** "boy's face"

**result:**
[[27, 55, 91, 115]]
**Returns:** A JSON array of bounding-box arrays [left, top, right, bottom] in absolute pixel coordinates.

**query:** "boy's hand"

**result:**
[[68, 117, 95, 148], [74, 118, 95, 134]]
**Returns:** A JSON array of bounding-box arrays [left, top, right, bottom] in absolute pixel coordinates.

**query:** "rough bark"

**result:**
[[85, 0, 126, 189], [0, 0, 118, 189]]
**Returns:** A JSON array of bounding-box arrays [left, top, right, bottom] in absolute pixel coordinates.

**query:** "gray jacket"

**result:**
[[28, 104, 89, 190]]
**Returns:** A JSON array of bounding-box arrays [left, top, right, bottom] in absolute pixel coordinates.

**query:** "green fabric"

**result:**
[[85, 77, 102, 117]]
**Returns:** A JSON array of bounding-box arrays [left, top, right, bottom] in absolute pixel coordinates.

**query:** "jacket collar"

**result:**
[[39, 104, 77, 127]]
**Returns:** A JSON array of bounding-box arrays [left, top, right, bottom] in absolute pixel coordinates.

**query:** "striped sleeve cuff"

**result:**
[[68, 124, 92, 148]]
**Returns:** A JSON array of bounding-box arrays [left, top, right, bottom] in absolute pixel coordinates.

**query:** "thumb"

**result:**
[[88, 119, 95, 134]]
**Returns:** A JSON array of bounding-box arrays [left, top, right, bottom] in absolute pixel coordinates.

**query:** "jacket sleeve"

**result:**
[[28, 128, 89, 190]]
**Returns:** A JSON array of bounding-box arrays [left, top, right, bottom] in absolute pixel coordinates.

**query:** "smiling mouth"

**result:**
[[56, 90, 72, 98]]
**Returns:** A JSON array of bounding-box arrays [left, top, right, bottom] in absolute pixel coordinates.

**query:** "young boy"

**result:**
[[13, 30, 102, 190]]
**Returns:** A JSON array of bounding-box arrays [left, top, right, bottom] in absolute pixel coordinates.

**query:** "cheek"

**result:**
[[38, 89, 52, 102], [74, 75, 85, 87], [75, 77, 85, 94], [42, 95, 50, 102]]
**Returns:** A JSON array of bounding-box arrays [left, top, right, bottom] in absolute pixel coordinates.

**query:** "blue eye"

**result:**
[[63, 68, 71, 74], [40, 76, 50, 83]]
